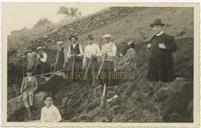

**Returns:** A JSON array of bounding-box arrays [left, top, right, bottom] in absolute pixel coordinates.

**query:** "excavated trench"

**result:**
[[8, 37, 193, 122]]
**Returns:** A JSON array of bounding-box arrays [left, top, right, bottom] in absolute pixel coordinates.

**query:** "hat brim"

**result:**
[[150, 23, 165, 27], [103, 36, 111, 39], [57, 42, 64, 44]]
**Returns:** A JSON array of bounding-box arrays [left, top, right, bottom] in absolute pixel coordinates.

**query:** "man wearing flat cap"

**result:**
[[83, 34, 101, 82], [147, 19, 177, 82], [67, 35, 84, 79]]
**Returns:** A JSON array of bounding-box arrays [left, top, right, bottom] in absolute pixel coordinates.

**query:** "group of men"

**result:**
[[21, 18, 177, 120], [53, 34, 117, 84], [23, 33, 117, 119]]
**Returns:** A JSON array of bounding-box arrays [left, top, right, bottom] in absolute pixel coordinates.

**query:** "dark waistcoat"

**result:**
[[70, 44, 80, 55]]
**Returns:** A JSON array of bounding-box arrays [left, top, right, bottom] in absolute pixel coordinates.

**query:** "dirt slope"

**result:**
[[8, 7, 193, 122]]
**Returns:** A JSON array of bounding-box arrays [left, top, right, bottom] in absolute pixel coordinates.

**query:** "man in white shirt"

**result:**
[[66, 36, 83, 79], [100, 34, 117, 86], [83, 34, 101, 82], [36, 47, 48, 74], [41, 96, 62, 122]]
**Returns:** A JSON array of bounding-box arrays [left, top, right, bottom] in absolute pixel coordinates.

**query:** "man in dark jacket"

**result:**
[[66, 36, 83, 80], [147, 19, 177, 82]]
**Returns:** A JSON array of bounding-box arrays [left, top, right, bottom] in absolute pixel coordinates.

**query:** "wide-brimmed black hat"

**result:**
[[150, 19, 165, 27], [86, 34, 94, 40], [69, 35, 78, 41]]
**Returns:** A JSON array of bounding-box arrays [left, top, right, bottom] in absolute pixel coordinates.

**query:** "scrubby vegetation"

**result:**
[[8, 7, 193, 122]]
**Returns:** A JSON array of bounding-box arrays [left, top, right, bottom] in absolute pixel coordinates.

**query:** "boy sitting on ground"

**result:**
[[21, 69, 38, 119]]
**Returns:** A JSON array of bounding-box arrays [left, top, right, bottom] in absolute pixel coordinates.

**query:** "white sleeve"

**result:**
[[40, 108, 46, 122], [54, 107, 62, 122], [112, 44, 117, 56], [64, 48, 68, 63], [40, 53, 47, 62], [101, 45, 105, 56], [68, 46, 71, 56], [84, 46, 87, 56], [96, 45, 101, 56]]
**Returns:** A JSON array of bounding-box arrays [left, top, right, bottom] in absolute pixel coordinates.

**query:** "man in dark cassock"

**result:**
[[147, 19, 177, 82], [66, 36, 83, 80]]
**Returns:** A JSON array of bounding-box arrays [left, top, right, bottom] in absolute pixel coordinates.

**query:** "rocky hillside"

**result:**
[[30, 7, 193, 49], [8, 7, 193, 122]]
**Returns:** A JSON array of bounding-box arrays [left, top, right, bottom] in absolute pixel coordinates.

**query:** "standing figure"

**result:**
[[66, 35, 83, 80], [36, 47, 48, 74], [98, 34, 117, 121], [54, 41, 65, 71], [83, 34, 101, 83], [20, 69, 38, 119], [27, 48, 37, 71], [100, 34, 117, 86], [147, 19, 177, 82]]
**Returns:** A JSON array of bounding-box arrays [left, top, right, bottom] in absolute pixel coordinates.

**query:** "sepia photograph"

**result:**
[[1, 2, 200, 128]]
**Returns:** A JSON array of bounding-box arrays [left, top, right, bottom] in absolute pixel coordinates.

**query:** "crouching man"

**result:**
[[20, 69, 38, 119]]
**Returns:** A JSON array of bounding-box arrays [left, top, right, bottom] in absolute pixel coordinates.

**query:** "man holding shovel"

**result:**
[[83, 34, 101, 84], [98, 34, 117, 121], [66, 35, 83, 80]]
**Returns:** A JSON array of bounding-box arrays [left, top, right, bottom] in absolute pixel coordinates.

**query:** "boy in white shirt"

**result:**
[[40, 96, 62, 122]]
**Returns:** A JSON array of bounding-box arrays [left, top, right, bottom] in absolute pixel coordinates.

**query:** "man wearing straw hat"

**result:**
[[147, 19, 177, 82], [100, 34, 117, 85], [97, 34, 117, 120], [83, 34, 101, 83]]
